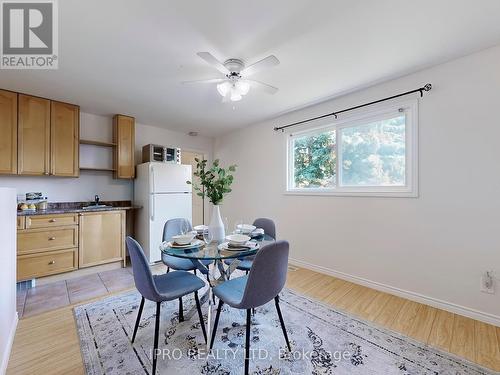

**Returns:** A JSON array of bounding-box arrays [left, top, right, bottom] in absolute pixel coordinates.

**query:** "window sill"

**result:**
[[284, 189, 418, 198]]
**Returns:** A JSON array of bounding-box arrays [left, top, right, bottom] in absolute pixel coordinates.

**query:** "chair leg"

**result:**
[[274, 296, 291, 351], [245, 309, 251, 375], [166, 267, 170, 273], [152, 301, 161, 375], [194, 268, 197, 275], [178, 297, 184, 322], [210, 299, 224, 350], [131, 296, 145, 343], [194, 291, 207, 343]]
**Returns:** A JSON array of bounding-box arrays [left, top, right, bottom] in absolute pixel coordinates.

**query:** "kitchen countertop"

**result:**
[[17, 200, 141, 216]]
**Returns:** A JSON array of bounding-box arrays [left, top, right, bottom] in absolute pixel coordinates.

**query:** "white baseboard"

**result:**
[[289, 258, 500, 327], [0, 312, 18, 375]]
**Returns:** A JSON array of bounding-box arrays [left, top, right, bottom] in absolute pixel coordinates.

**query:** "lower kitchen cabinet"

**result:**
[[16, 210, 127, 281], [18, 248, 77, 280], [78, 210, 125, 268]]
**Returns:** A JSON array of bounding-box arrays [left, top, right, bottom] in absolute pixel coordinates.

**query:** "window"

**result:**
[[286, 100, 417, 196]]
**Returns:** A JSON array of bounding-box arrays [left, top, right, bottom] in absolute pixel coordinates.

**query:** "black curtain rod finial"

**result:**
[[423, 83, 432, 91]]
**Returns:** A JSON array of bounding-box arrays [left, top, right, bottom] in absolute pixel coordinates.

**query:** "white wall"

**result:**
[[0, 188, 17, 374], [0, 112, 214, 203], [215, 45, 500, 325]]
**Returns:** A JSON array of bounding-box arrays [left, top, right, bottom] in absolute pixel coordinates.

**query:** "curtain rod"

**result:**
[[273, 83, 432, 132]]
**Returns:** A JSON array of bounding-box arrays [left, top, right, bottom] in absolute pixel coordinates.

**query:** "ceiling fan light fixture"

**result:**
[[230, 89, 242, 102], [235, 80, 250, 95], [217, 81, 231, 97]]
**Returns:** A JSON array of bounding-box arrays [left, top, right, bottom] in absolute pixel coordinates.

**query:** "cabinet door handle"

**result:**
[[49, 219, 56, 222], [48, 237, 56, 240], [48, 260, 56, 265]]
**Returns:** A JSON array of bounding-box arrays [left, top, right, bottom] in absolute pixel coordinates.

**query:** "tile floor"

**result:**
[[17, 267, 137, 318]]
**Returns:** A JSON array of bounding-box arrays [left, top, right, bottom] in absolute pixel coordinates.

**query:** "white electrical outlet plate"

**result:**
[[480, 276, 495, 294]]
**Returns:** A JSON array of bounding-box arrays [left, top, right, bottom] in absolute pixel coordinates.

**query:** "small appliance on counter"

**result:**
[[142, 144, 181, 164]]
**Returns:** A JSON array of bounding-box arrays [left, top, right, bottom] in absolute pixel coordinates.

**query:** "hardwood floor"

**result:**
[[7, 267, 500, 374]]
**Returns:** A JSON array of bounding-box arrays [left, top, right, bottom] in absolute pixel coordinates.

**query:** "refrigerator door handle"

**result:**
[[150, 165, 155, 194], [150, 194, 155, 221]]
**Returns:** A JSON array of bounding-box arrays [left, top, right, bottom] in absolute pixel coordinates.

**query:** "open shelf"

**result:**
[[80, 139, 116, 147], [80, 167, 116, 172]]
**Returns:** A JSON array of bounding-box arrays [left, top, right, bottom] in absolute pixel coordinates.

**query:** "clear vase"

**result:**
[[209, 205, 225, 242]]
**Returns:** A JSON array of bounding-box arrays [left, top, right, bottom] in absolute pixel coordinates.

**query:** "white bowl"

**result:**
[[172, 232, 196, 245], [225, 234, 250, 246], [236, 224, 256, 234], [193, 225, 209, 233]]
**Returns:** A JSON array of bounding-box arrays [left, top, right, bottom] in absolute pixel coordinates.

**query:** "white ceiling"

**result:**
[[2, 0, 500, 136]]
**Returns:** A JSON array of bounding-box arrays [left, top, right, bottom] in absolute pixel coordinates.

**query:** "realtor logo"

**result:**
[[1, 0, 58, 69]]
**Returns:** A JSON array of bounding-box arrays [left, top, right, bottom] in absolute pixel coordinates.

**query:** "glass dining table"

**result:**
[[159, 234, 275, 349]]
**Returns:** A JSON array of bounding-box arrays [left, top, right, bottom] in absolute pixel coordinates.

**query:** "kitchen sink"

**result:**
[[81, 204, 112, 210]]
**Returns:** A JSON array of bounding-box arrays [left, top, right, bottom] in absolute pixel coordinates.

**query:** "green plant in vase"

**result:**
[[187, 158, 237, 241]]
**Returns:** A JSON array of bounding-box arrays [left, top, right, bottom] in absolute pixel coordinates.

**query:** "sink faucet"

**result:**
[[94, 195, 100, 205]]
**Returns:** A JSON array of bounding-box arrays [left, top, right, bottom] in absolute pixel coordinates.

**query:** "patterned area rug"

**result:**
[[74, 286, 494, 374]]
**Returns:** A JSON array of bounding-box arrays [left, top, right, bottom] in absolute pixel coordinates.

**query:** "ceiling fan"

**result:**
[[183, 52, 280, 102]]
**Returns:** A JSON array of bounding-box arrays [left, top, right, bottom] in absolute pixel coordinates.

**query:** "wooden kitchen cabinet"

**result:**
[[17, 216, 25, 230], [18, 249, 77, 280], [79, 210, 125, 268], [18, 225, 79, 255], [113, 114, 135, 179], [18, 94, 51, 175], [51, 101, 80, 177], [0, 90, 18, 174], [25, 213, 78, 229]]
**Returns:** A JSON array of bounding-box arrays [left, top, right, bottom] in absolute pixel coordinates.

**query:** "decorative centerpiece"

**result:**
[[187, 158, 237, 242]]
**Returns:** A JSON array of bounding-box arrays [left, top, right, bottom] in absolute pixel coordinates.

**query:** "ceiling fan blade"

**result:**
[[197, 52, 230, 75], [182, 78, 226, 84], [248, 80, 279, 95], [241, 55, 279, 76]]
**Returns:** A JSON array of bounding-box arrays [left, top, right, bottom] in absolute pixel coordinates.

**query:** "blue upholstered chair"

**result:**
[[225, 218, 276, 274], [162, 218, 212, 273], [210, 240, 291, 375], [127, 236, 207, 375]]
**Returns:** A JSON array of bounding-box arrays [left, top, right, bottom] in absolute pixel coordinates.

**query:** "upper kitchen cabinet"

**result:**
[[113, 114, 135, 179], [51, 101, 80, 177], [16, 93, 80, 177], [18, 94, 51, 175], [0, 90, 17, 174]]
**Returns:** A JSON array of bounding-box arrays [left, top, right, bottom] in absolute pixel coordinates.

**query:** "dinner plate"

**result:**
[[165, 239, 204, 249], [218, 241, 260, 252]]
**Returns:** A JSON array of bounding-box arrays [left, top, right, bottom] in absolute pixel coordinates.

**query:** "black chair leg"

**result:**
[[245, 309, 251, 375], [166, 267, 170, 273], [131, 296, 145, 343], [178, 297, 184, 322], [152, 301, 161, 374], [274, 296, 291, 351], [210, 299, 224, 350], [194, 292, 207, 343]]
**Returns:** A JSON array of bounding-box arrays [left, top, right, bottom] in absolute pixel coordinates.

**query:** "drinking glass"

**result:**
[[180, 220, 190, 235], [203, 228, 213, 244], [234, 219, 243, 234]]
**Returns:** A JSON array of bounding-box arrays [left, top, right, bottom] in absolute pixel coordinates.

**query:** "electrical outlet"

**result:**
[[480, 271, 495, 294]]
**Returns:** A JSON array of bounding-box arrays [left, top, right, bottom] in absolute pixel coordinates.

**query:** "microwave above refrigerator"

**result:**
[[142, 144, 181, 164]]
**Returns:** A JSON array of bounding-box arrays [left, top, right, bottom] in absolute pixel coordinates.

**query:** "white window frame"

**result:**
[[285, 98, 418, 197]]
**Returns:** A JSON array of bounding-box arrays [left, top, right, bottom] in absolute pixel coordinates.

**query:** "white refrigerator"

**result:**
[[134, 162, 192, 263]]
